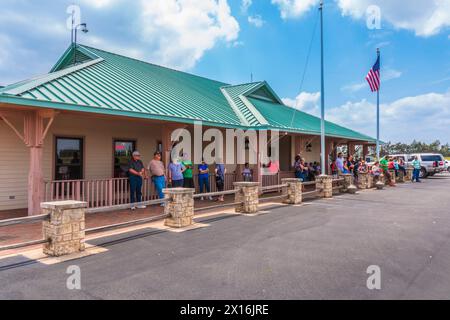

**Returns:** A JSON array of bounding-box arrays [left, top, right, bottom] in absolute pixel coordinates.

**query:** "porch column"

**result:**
[[325, 139, 334, 175], [1, 110, 56, 216], [294, 135, 304, 157], [25, 112, 45, 216], [161, 125, 172, 172], [347, 142, 356, 157], [363, 144, 369, 160]]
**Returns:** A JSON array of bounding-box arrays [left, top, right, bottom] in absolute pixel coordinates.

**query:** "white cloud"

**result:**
[[282, 89, 450, 142], [80, 0, 119, 8], [138, 0, 240, 70], [283, 91, 321, 116], [248, 15, 265, 28], [241, 0, 253, 13], [271, 0, 320, 20], [337, 0, 450, 37], [271, 0, 450, 37], [327, 90, 450, 143]]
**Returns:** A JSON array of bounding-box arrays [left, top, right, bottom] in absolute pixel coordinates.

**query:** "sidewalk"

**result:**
[[0, 195, 242, 248]]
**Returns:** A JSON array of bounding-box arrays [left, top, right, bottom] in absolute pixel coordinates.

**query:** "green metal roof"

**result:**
[[0, 44, 376, 142], [249, 97, 376, 142]]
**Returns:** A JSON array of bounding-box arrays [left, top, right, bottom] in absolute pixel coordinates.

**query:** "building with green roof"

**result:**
[[0, 44, 376, 215]]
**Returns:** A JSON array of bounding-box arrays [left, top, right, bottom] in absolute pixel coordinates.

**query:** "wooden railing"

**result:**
[[44, 171, 296, 209]]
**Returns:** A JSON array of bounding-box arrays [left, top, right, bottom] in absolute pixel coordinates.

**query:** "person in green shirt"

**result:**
[[181, 153, 195, 189], [380, 156, 395, 186], [411, 156, 422, 183]]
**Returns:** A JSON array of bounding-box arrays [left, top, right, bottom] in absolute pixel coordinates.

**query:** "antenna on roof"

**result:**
[[68, 5, 89, 64]]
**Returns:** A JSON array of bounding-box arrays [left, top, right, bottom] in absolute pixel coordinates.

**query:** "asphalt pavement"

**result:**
[[1, 174, 450, 300]]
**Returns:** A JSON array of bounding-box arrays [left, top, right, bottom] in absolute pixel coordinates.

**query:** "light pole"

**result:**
[[319, 0, 326, 175]]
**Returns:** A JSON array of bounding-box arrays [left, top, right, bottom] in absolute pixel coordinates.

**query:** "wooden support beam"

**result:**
[[0, 113, 25, 142]]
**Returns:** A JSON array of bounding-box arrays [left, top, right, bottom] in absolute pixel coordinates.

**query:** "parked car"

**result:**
[[445, 160, 450, 173], [401, 153, 446, 178]]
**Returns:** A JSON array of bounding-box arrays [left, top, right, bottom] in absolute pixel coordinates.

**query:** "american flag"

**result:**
[[366, 56, 380, 92]]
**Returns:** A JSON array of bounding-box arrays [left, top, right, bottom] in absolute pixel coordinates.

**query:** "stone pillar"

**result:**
[[164, 188, 195, 228], [282, 178, 302, 205], [234, 182, 259, 214], [388, 170, 396, 185], [340, 174, 354, 193], [41, 201, 87, 257], [397, 170, 405, 183], [367, 174, 374, 189], [316, 175, 333, 198], [406, 168, 414, 182], [357, 172, 369, 189]]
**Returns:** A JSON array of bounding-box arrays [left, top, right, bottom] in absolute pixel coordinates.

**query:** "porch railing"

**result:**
[[44, 171, 296, 209]]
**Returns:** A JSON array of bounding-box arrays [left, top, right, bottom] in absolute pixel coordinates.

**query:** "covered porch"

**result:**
[[0, 104, 375, 216]]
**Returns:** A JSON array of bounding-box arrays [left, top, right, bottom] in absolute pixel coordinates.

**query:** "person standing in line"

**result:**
[[215, 159, 226, 202], [168, 157, 185, 188], [147, 151, 167, 206], [198, 160, 213, 200], [242, 162, 253, 182], [398, 157, 407, 176], [294, 155, 304, 181], [181, 153, 195, 189], [336, 153, 345, 175], [412, 156, 422, 183], [330, 159, 338, 179], [128, 151, 146, 210], [380, 156, 395, 187]]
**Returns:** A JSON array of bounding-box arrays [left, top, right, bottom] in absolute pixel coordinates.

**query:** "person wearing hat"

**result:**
[[128, 151, 146, 210], [147, 151, 166, 205]]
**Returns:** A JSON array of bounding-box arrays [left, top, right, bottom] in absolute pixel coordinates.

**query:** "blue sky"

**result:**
[[0, 0, 449, 144]]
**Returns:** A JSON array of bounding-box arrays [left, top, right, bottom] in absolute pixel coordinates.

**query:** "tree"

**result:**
[[381, 140, 450, 157]]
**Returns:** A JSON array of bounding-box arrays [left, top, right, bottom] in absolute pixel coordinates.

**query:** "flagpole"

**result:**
[[376, 48, 380, 160], [319, 0, 326, 175]]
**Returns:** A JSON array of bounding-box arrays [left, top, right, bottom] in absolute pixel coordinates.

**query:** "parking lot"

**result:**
[[1, 174, 450, 300]]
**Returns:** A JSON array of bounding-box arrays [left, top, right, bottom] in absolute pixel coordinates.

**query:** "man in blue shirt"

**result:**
[[168, 158, 185, 188], [198, 160, 212, 200]]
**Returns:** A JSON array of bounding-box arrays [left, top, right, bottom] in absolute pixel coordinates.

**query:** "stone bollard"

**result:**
[[367, 174, 374, 189], [388, 170, 396, 185], [164, 188, 195, 228], [376, 181, 385, 190], [316, 175, 333, 198], [41, 201, 87, 257], [282, 178, 303, 205], [397, 170, 405, 183], [357, 172, 369, 189], [406, 168, 414, 182], [340, 174, 354, 193], [234, 182, 259, 214]]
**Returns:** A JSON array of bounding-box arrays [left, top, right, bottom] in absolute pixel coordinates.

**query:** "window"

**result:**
[[421, 155, 443, 162], [55, 137, 83, 180], [114, 140, 136, 178]]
